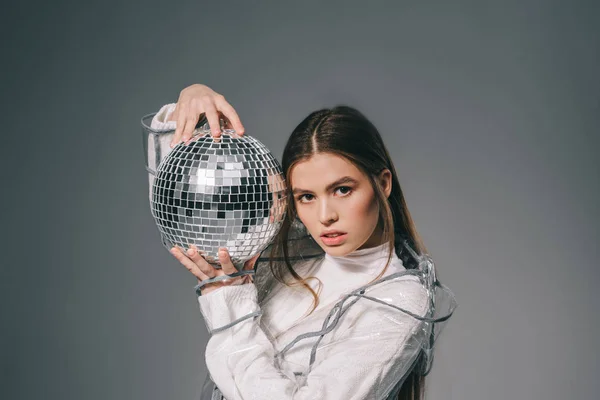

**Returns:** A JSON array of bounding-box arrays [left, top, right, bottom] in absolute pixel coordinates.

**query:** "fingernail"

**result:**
[[187, 249, 194, 256]]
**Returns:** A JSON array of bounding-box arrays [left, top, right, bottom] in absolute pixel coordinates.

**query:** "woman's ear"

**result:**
[[379, 169, 392, 198]]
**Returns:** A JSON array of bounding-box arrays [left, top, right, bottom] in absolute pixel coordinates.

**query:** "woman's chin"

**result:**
[[322, 243, 356, 257]]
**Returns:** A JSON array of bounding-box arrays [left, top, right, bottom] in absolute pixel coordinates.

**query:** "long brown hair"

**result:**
[[267, 105, 429, 399]]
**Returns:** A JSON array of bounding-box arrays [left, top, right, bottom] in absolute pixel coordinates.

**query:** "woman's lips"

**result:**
[[320, 233, 348, 246]]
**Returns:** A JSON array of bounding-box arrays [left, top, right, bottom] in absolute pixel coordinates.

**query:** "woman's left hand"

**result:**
[[169, 245, 260, 296]]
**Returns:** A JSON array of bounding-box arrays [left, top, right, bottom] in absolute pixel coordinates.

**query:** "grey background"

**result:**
[[2, 0, 598, 399]]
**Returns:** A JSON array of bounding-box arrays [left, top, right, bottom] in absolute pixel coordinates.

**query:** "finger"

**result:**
[[187, 245, 217, 278], [182, 104, 202, 143], [203, 103, 221, 138], [241, 254, 260, 284], [216, 99, 245, 135], [172, 103, 189, 147], [218, 247, 238, 275], [243, 253, 261, 270], [170, 246, 209, 281]]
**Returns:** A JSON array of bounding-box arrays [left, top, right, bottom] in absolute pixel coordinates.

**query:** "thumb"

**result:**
[[243, 253, 261, 270]]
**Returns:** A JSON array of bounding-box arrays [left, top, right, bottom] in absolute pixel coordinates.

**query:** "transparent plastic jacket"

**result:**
[[194, 221, 456, 400], [141, 109, 457, 400]]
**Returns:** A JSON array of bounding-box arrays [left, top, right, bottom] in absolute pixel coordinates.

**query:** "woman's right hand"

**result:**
[[168, 84, 245, 148], [169, 244, 260, 296]]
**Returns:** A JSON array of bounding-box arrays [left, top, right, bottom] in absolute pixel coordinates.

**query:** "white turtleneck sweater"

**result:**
[[149, 106, 430, 399], [196, 243, 429, 400]]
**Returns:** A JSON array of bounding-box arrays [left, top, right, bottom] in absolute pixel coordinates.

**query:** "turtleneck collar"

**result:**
[[323, 242, 403, 274]]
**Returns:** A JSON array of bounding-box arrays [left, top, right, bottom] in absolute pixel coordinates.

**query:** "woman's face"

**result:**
[[289, 152, 392, 257]]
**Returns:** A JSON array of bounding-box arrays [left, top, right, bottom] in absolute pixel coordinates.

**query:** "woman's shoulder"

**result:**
[[319, 273, 431, 352], [361, 273, 430, 319]]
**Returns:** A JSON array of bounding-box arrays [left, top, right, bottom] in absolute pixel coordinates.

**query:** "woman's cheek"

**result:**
[[295, 207, 312, 231], [345, 194, 375, 223]]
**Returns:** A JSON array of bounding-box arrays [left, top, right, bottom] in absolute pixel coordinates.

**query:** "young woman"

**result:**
[[150, 84, 456, 400]]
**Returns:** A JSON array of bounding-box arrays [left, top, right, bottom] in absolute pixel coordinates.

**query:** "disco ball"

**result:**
[[144, 120, 288, 271]]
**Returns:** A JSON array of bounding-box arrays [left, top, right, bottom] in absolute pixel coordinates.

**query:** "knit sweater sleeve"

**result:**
[[197, 277, 429, 400], [150, 103, 177, 130]]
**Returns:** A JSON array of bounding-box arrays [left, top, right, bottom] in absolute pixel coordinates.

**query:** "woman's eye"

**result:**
[[298, 194, 313, 202], [296, 187, 352, 203], [336, 186, 352, 196]]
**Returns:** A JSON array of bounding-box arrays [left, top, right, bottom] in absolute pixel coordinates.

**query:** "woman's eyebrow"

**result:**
[[292, 176, 359, 195]]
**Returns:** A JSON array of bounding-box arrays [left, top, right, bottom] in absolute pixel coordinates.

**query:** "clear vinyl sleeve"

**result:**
[[195, 222, 457, 400]]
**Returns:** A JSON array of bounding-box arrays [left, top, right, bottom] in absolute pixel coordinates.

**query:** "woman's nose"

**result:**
[[318, 200, 338, 224]]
